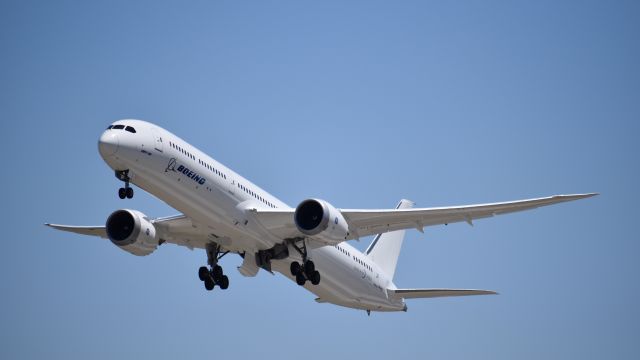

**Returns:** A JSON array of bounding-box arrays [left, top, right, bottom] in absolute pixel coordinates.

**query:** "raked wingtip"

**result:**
[[559, 193, 599, 200]]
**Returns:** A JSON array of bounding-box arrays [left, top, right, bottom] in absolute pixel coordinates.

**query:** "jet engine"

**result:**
[[106, 209, 158, 256], [294, 199, 349, 245]]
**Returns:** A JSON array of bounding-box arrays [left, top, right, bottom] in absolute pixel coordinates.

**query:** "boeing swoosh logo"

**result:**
[[165, 158, 177, 172]]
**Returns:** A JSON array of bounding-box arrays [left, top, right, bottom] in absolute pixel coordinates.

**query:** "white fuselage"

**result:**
[[99, 120, 405, 312]]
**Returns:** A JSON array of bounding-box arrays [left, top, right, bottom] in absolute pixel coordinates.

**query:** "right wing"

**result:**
[[252, 193, 597, 241], [390, 288, 497, 300], [342, 193, 597, 239]]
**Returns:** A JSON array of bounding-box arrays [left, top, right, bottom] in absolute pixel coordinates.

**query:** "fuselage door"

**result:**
[[152, 128, 164, 153], [228, 178, 236, 196]]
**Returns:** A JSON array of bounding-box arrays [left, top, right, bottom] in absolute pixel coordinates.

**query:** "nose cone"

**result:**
[[98, 130, 119, 157]]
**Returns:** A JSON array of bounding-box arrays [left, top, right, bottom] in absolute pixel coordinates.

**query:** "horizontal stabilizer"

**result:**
[[390, 288, 497, 299]]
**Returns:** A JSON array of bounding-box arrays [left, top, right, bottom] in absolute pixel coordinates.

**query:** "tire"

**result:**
[[219, 275, 229, 290], [198, 266, 209, 281], [290, 261, 301, 276], [126, 187, 134, 199], [118, 188, 126, 199], [204, 278, 214, 291], [304, 260, 315, 276], [310, 271, 321, 285], [296, 273, 306, 286], [212, 265, 223, 280]]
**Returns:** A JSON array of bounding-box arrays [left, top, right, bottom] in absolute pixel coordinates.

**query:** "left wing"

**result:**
[[252, 193, 597, 241], [44, 224, 108, 238], [46, 214, 213, 250]]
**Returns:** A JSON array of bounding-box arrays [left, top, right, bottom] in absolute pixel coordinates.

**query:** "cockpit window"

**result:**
[[113, 125, 125, 130], [125, 126, 136, 133], [106, 125, 113, 129]]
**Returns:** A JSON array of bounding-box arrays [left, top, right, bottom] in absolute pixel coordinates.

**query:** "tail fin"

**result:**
[[365, 199, 414, 280]]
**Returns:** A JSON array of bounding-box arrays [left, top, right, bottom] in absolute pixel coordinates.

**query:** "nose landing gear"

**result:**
[[115, 170, 134, 199]]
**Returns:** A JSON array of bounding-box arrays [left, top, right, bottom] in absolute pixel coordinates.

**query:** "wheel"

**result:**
[[118, 188, 126, 199], [310, 270, 321, 285], [304, 260, 315, 276], [290, 261, 301, 276], [219, 275, 229, 290], [296, 273, 306, 286], [204, 278, 214, 291], [212, 265, 223, 281], [198, 266, 209, 281], [126, 187, 134, 199]]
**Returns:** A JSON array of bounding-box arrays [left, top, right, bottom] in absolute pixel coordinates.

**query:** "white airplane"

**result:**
[[46, 119, 596, 314]]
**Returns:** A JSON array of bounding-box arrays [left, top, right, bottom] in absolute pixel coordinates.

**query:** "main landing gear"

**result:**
[[289, 239, 321, 286], [115, 170, 134, 199], [198, 244, 229, 291]]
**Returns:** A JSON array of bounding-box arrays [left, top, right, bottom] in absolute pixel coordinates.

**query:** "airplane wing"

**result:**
[[253, 193, 597, 241], [46, 214, 213, 250], [44, 224, 108, 238], [341, 193, 597, 239], [48, 193, 596, 250], [389, 288, 497, 299]]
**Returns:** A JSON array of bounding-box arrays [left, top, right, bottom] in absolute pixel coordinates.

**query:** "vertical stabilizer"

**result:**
[[365, 199, 414, 280]]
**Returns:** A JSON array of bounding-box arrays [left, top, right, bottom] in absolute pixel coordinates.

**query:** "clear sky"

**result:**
[[1, 1, 638, 359]]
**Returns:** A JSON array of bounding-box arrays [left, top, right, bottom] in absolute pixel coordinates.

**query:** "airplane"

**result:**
[[46, 119, 596, 314]]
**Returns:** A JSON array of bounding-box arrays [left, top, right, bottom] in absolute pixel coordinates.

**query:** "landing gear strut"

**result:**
[[115, 170, 134, 199], [198, 243, 229, 291], [289, 239, 321, 286]]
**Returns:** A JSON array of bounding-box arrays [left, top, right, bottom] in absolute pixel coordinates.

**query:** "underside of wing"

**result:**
[[390, 288, 498, 299], [150, 215, 214, 249], [45, 224, 108, 238], [45, 214, 214, 250], [250, 209, 299, 239], [250, 193, 596, 245], [342, 193, 597, 239]]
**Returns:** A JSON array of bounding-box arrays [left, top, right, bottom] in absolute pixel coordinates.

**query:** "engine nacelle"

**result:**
[[106, 209, 158, 256], [294, 199, 349, 245]]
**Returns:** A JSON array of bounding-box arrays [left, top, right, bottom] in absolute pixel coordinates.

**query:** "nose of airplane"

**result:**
[[98, 130, 119, 157]]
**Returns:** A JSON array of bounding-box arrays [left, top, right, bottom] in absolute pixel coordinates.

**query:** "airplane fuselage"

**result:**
[[99, 119, 406, 312]]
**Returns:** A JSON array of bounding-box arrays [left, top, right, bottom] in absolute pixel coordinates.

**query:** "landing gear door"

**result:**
[[151, 128, 163, 153]]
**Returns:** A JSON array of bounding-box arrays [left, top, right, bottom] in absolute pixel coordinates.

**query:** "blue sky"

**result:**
[[1, 1, 638, 359]]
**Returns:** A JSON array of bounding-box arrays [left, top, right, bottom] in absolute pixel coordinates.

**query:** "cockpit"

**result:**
[[107, 124, 137, 133]]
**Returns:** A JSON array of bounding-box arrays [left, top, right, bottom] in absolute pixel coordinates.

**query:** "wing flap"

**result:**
[[390, 288, 497, 299]]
